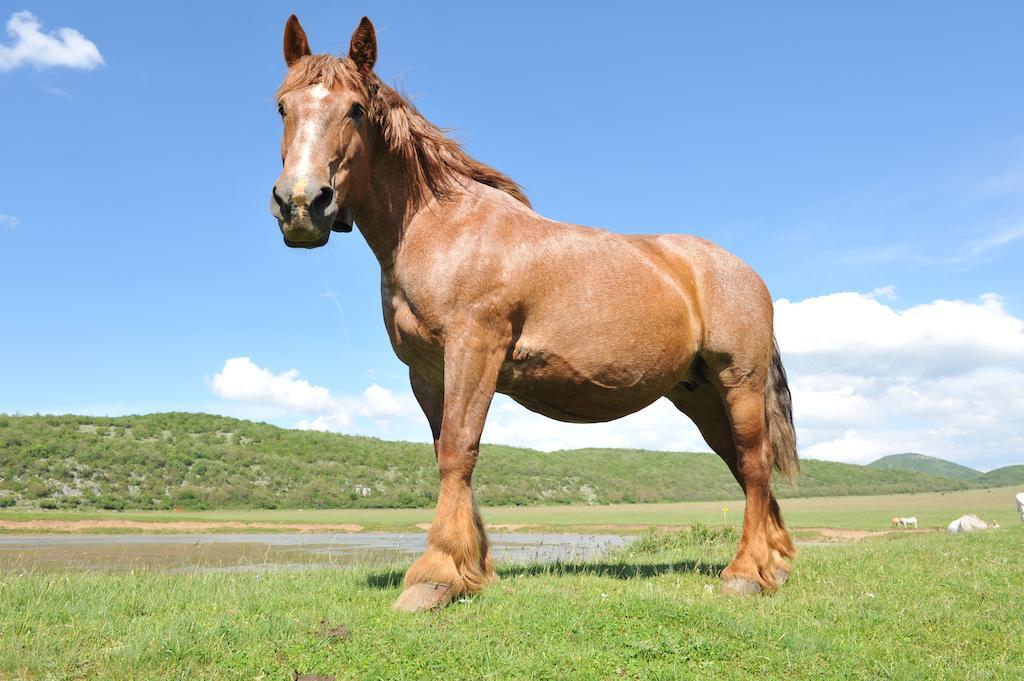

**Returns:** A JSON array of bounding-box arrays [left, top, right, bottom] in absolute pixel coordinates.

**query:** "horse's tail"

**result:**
[[765, 335, 799, 483]]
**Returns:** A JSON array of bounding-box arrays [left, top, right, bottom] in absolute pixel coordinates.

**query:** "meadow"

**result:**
[[1, 523, 1021, 679], [3, 416, 1021, 679], [1, 486, 1019, 534]]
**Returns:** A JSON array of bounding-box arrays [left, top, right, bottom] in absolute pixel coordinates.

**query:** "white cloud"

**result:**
[[0, 213, 19, 228], [40, 83, 71, 98], [296, 412, 352, 432], [776, 290, 1024, 375], [210, 357, 334, 413], [779, 290, 1024, 469], [789, 373, 876, 424], [482, 397, 706, 453], [848, 225, 1024, 268], [0, 11, 103, 72], [209, 357, 415, 434], [356, 384, 410, 419], [972, 150, 1024, 198], [801, 432, 912, 465], [946, 224, 1024, 264]]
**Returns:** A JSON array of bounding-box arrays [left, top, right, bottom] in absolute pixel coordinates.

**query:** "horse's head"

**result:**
[[270, 15, 378, 249]]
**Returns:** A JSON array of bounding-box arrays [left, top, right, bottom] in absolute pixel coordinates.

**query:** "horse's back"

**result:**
[[489, 222, 777, 388]]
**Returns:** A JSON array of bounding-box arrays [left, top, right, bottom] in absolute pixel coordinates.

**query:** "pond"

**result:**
[[0, 532, 632, 574]]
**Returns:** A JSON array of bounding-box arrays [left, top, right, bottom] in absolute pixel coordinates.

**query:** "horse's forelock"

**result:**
[[275, 54, 366, 100]]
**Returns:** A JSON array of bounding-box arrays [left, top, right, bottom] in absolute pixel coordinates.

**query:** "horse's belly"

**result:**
[[496, 342, 690, 423], [502, 387, 661, 423]]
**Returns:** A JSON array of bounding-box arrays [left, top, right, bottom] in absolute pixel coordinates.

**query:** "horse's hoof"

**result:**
[[721, 576, 763, 595], [774, 568, 790, 585], [393, 582, 455, 612]]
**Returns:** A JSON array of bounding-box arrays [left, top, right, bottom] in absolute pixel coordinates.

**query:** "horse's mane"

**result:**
[[276, 55, 530, 209]]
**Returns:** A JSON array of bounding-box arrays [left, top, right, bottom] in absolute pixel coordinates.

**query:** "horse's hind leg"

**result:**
[[668, 380, 795, 592]]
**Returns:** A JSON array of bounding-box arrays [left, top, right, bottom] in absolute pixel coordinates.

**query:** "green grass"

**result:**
[[3, 486, 1019, 533], [1, 412, 1009, 512], [1, 526, 1021, 679]]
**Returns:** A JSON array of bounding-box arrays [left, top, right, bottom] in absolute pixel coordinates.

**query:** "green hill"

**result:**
[[868, 453, 982, 480], [0, 413, 1000, 511], [975, 465, 1024, 487]]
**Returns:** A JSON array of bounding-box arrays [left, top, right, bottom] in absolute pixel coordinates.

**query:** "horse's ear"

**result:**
[[284, 15, 311, 67], [348, 17, 377, 74]]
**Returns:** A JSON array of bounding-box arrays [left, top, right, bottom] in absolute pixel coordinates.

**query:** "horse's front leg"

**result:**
[[394, 328, 506, 612]]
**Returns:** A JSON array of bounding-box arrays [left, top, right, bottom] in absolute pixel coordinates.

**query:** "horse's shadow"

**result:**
[[365, 559, 726, 590]]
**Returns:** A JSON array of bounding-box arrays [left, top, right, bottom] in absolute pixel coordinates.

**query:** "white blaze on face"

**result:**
[[292, 84, 333, 197]]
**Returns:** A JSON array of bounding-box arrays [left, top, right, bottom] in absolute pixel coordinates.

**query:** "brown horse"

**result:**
[[271, 15, 799, 611]]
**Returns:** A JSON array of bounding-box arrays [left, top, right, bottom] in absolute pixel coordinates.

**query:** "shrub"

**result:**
[[96, 495, 125, 511], [630, 524, 739, 554]]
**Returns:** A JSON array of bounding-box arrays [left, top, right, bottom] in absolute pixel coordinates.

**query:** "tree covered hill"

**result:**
[[975, 465, 1024, 487], [0, 413, 1000, 511], [868, 452, 983, 481]]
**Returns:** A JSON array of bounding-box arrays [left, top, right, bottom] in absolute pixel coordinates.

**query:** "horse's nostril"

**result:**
[[272, 186, 291, 219], [311, 185, 334, 214]]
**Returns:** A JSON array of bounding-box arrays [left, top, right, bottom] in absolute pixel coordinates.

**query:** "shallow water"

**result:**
[[0, 533, 631, 574]]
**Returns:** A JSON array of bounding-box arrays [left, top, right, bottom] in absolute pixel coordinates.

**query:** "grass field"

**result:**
[[1, 523, 1021, 679], [1, 486, 1019, 533]]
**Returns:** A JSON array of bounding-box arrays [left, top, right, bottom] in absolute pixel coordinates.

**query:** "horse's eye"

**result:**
[[350, 103, 364, 121], [277, 102, 285, 118]]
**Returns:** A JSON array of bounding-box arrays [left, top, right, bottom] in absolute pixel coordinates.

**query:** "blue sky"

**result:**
[[2, 2, 1023, 469]]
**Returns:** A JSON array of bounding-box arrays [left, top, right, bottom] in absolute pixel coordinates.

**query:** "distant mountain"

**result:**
[[976, 465, 1024, 487], [868, 453, 982, 481], [0, 413, 993, 511]]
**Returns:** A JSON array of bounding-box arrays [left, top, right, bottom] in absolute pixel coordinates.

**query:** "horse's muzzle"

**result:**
[[276, 205, 331, 248], [271, 186, 335, 249]]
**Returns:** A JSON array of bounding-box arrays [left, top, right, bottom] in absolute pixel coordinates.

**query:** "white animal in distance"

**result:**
[[946, 514, 993, 533]]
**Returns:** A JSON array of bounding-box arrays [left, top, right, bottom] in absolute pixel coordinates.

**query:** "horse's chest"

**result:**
[[381, 285, 443, 376]]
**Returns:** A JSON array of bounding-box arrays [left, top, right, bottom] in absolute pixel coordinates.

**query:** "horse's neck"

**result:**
[[351, 152, 412, 269], [354, 155, 480, 272]]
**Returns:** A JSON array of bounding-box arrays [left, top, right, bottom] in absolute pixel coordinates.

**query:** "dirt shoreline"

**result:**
[[0, 519, 364, 533], [0, 518, 941, 539]]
